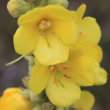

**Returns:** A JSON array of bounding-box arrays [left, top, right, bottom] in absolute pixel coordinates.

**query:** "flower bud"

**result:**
[[47, 0, 69, 8], [7, 0, 34, 17], [33, 104, 43, 110], [0, 88, 32, 110], [30, 91, 46, 102]]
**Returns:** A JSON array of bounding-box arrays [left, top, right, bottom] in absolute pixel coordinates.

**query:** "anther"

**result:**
[[62, 66, 69, 70], [64, 74, 71, 79], [53, 77, 57, 84], [79, 32, 83, 35], [50, 66, 56, 72], [39, 20, 51, 31]]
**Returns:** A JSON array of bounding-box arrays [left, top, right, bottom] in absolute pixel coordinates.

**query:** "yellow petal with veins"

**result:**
[[66, 42, 103, 86], [78, 17, 101, 44], [53, 19, 78, 45], [77, 4, 86, 20], [14, 24, 37, 55], [29, 63, 50, 94], [46, 75, 81, 107], [34, 34, 69, 65], [93, 64, 107, 85], [18, 5, 75, 25], [74, 91, 95, 110]]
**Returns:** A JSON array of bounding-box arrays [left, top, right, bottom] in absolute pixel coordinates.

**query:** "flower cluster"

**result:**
[[2, 0, 107, 110]]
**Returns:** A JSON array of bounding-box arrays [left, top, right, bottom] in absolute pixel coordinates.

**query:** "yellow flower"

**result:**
[[29, 42, 107, 107], [76, 4, 101, 44], [14, 5, 78, 65], [0, 88, 32, 110], [73, 91, 95, 110]]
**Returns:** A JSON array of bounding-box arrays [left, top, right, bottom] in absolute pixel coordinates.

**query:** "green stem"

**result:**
[[5, 55, 24, 66]]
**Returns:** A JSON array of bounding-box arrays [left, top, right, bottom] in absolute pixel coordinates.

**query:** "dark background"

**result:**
[[0, 0, 110, 110]]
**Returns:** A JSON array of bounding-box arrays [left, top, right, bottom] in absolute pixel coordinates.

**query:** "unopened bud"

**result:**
[[30, 91, 46, 102], [33, 104, 43, 110], [7, 0, 35, 17], [47, 0, 69, 8]]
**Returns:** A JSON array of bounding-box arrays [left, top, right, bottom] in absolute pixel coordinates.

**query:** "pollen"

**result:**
[[39, 20, 51, 31]]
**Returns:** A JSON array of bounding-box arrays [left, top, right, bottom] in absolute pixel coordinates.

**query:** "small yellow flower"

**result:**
[[29, 42, 107, 107], [0, 88, 32, 110], [76, 4, 101, 44], [73, 91, 95, 110], [14, 5, 78, 65]]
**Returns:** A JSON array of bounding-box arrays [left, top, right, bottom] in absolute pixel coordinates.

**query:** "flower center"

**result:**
[[39, 20, 51, 31], [49, 63, 71, 85], [50, 63, 71, 77]]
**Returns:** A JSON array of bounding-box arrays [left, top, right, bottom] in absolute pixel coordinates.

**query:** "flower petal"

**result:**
[[53, 20, 78, 45], [66, 42, 103, 86], [93, 65, 107, 85], [18, 5, 75, 25], [69, 42, 103, 63], [78, 17, 101, 44], [44, 5, 76, 19], [14, 25, 37, 55], [29, 64, 50, 94], [67, 57, 96, 86], [77, 4, 86, 19], [46, 75, 81, 107], [34, 34, 69, 65], [74, 91, 95, 110]]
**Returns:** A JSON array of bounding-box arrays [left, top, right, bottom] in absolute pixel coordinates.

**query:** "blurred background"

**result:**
[[0, 0, 110, 110]]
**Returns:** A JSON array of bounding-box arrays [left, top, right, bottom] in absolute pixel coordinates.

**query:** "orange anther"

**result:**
[[53, 78, 57, 84], [50, 66, 56, 71], [62, 66, 69, 70], [79, 32, 83, 35], [64, 74, 71, 79]]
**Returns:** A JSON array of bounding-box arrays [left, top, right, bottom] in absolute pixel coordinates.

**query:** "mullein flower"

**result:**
[[0, 88, 32, 110], [76, 4, 101, 44], [14, 5, 78, 65], [73, 91, 95, 110], [29, 42, 107, 107]]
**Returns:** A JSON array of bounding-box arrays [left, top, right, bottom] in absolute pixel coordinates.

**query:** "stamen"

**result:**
[[39, 20, 51, 31], [62, 66, 69, 70], [64, 74, 71, 79], [50, 66, 56, 72], [53, 77, 57, 84], [79, 32, 83, 35]]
